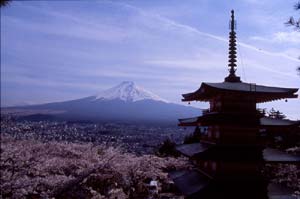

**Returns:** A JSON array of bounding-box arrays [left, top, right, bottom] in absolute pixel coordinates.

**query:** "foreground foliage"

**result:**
[[1, 135, 299, 198], [0, 136, 190, 198]]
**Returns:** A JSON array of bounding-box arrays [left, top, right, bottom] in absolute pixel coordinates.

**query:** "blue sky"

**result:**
[[1, 0, 300, 119]]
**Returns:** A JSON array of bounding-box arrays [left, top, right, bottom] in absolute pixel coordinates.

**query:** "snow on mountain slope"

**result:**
[[93, 81, 168, 103]]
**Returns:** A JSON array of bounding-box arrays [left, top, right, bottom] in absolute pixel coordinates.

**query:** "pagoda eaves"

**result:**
[[182, 82, 298, 103], [178, 115, 300, 127]]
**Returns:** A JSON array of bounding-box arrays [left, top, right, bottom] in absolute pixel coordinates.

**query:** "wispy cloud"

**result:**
[[2, 74, 104, 91], [2, 15, 127, 43], [251, 31, 300, 44], [113, 2, 300, 62]]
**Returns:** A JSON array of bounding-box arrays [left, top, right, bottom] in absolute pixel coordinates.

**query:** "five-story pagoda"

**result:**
[[170, 10, 300, 199]]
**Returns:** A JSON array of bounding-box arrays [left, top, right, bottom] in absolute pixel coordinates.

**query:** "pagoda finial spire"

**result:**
[[225, 10, 241, 83]]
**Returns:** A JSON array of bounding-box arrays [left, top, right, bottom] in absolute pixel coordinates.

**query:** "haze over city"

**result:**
[[1, 0, 299, 119]]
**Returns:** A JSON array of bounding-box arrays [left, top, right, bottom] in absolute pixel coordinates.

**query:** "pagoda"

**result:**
[[170, 10, 300, 199]]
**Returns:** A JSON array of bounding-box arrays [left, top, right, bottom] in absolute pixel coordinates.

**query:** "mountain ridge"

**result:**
[[3, 82, 201, 124]]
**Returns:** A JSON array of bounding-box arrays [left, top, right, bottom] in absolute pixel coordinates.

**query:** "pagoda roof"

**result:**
[[175, 143, 300, 163], [268, 183, 297, 198], [176, 143, 212, 157], [179, 115, 299, 127], [263, 148, 300, 163], [169, 169, 211, 196], [178, 112, 257, 126], [182, 82, 298, 103], [260, 117, 300, 126]]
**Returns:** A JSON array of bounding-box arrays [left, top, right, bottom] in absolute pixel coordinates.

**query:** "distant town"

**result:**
[[1, 115, 193, 155]]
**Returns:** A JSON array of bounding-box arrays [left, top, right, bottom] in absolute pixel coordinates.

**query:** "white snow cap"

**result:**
[[94, 81, 168, 102]]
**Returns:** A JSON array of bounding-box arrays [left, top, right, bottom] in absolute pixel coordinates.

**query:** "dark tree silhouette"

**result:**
[[157, 138, 179, 157], [183, 126, 201, 144], [286, 2, 300, 75], [286, 1, 300, 30], [268, 108, 286, 119], [0, 0, 11, 7], [257, 108, 267, 117]]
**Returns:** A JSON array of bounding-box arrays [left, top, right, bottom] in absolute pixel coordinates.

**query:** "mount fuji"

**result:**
[[5, 81, 201, 124], [93, 81, 168, 103]]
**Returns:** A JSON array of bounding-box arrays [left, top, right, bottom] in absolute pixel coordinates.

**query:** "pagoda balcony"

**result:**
[[201, 108, 259, 118]]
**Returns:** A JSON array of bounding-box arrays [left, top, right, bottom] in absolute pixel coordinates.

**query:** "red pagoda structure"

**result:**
[[170, 10, 300, 199]]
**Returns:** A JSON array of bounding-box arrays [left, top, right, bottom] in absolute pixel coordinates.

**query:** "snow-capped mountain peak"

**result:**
[[93, 81, 168, 102]]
